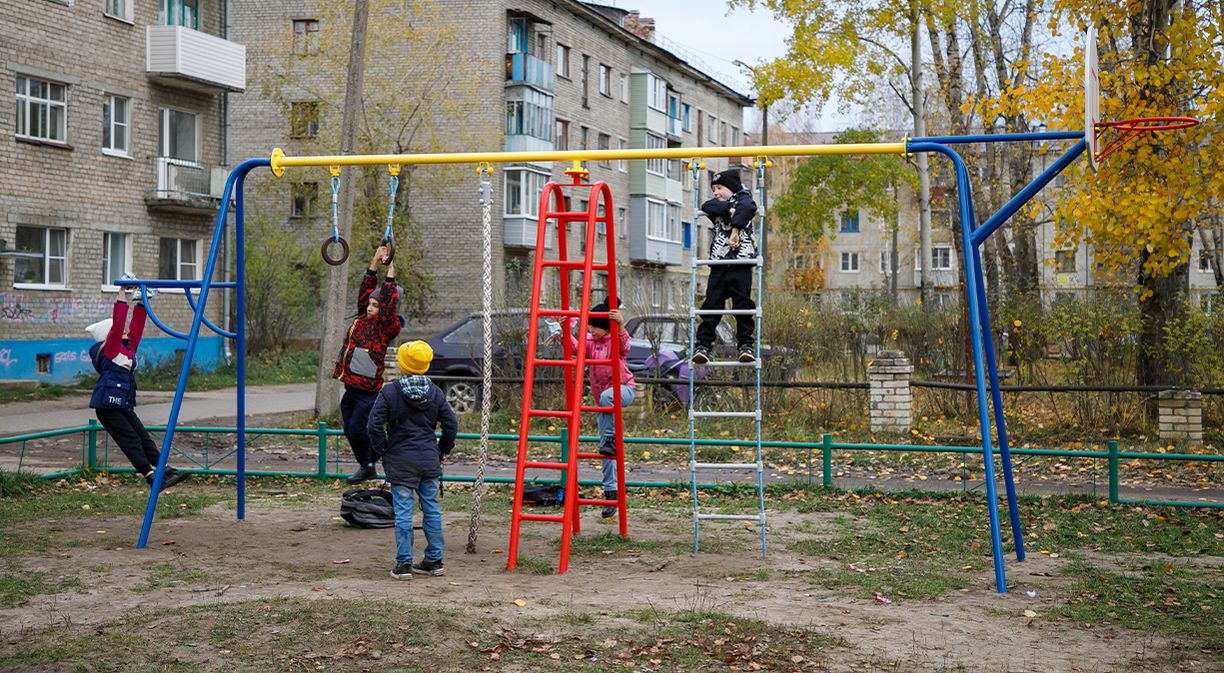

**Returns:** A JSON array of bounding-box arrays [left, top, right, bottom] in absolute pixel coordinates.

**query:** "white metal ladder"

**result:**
[[686, 161, 768, 558]]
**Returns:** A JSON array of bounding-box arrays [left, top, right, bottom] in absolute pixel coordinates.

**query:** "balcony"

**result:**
[[145, 157, 221, 213], [913, 268, 956, 288], [666, 115, 683, 139], [505, 52, 553, 91], [146, 25, 246, 93]]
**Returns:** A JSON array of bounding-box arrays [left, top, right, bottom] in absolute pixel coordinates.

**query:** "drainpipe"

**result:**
[[221, 0, 233, 361]]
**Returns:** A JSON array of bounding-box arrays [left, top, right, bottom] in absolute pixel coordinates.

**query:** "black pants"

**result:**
[[696, 265, 756, 348], [96, 408, 161, 474], [340, 386, 379, 467]]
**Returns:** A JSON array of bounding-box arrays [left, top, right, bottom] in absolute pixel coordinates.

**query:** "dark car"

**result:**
[[622, 313, 784, 370]]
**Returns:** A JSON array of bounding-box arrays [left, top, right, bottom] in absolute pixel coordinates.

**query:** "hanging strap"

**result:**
[[382, 165, 400, 263], [466, 162, 495, 553], [321, 166, 349, 265]]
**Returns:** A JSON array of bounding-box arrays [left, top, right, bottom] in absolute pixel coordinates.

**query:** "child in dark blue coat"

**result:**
[[86, 297, 188, 491], [367, 340, 457, 580]]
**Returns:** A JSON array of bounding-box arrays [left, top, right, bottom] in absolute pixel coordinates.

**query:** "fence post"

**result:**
[[86, 418, 99, 470], [559, 427, 570, 490], [1107, 439, 1119, 504], [822, 433, 833, 488], [317, 421, 328, 479], [868, 350, 914, 433]]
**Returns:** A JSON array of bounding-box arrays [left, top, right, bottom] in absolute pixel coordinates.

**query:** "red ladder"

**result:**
[[507, 166, 626, 573]]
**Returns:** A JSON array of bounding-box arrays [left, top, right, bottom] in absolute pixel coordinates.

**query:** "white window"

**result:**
[[879, 251, 892, 275], [840, 252, 860, 273], [619, 73, 629, 103], [707, 115, 718, 143], [13, 225, 67, 287], [505, 88, 553, 141], [599, 64, 611, 97], [618, 138, 628, 172], [159, 108, 198, 162], [556, 44, 570, 78], [554, 119, 569, 150], [159, 238, 199, 280], [292, 19, 319, 56], [596, 203, 607, 237], [104, 0, 134, 22], [102, 94, 129, 155], [618, 207, 627, 239], [682, 103, 692, 132], [646, 74, 667, 111], [102, 232, 132, 288], [730, 125, 739, 145], [645, 134, 666, 176], [504, 168, 549, 218], [646, 199, 669, 240], [1199, 250, 1215, 272], [719, 121, 727, 145], [651, 278, 662, 308], [933, 246, 952, 270], [15, 75, 67, 143]]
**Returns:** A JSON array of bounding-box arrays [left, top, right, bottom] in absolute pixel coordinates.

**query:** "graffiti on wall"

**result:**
[[0, 293, 112, 324]]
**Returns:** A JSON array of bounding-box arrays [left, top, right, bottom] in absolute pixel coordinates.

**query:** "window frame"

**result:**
[[646, 74, 668, 112], [617, 137, 628, 172], [556, 43, 571, 79], [159, 237, 201, 283], [597, 133, 611, 167], [101, 232, 132, 290], [879, 250, 893, 275], [932, 246, 953, 270], [15, 75, 68, 144], [645, 133, 666, 176], [289, 101, 321, 139], [554, 118, 569, 150], [102, 93, 130, 156], [103, 0, 135, 23], [839, 210, 861, 233], [645, 198, 671, 242], [840, 251, 860, 273], [158, 107, 199, 163], [290, 182, 319, 219], [1054, 249, 1077, 274], [12, 225, 69, 289], [598, 64, 612, 97], [292, 18, 319, 56], [503, 168, 550, 218]]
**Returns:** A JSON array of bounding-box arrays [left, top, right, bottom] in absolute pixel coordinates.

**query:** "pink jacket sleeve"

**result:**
[[102, 301, 128, 359], [127, 302, 148, 352]]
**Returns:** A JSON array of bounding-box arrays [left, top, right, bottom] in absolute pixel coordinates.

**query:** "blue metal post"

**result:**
[[235, 166, 248, 520]]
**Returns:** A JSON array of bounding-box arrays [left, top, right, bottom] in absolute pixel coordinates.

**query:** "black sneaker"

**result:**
[[391, 562, 413, 580], [159, 467, 189, 492], [346, 465, 377, 485], [737, 345, 756, 363], [597, 439, 616, 457], [691, 346, 711, 365], [412, 559, 444, 576]]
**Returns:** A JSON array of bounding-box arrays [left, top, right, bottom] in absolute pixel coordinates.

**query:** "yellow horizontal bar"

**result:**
[[268, 142, 906, 175]]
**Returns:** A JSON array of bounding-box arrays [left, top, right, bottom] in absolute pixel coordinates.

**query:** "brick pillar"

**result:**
[[1157, 390, 1203, 443], [869, 350, 913, 433]]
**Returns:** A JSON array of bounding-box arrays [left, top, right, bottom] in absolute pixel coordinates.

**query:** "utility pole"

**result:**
[[734, 59, 769, 299], [911, 1, 933, 307], [315, 0, 370, 417]]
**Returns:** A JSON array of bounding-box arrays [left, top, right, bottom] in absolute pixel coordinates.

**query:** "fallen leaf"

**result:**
[[332, 559, 350, 564], [1024, 609, 1038, 618], [513, 599, 526, 607]]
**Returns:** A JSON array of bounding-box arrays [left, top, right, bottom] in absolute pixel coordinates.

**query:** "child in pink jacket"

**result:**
[[561, 297, 634, 518]]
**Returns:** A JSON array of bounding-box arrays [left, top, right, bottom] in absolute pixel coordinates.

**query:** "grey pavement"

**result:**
[[1, 383, 316, 437]]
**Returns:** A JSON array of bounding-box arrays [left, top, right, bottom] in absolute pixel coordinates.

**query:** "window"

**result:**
[[879, 250, 893, 275], [596, 203, 607, 237], [1055, 249, 1077, 273], [507, 17, 527, 52], [554, 119, 569, 150], [290, 182, 318, 218], [933, 246, 952, 270], [618, 138, 628, 172], [13, 226, 67, 287], [1203, 293, 1220, 314], [618, 207, 627, 239], [719, 121, 727, 145], [102, 94, 129, 155], [1199, 249, 1215, 272], [645, 134, 666, 176], [707, 115, 717, 143], [599, 64, 611, 97], [597, 133, 610, 167], [102, 233, 131, 288], [646, 74, 667, 111], [730, 125, 739, 146], [504, 169, 549, 217], [579, 126, 588, 151], [839, 210, 861, 233], [651, 278, 662, 308], [289, 101, 320, 138], [682, 103, 692, 132], [15, 75, 67, 143], [292, 19, 319, 55], [619, 73, 628, 103], [159, 238, 199, 280], [505, 88, 552, 141], [1053, 291, 1076, 306], [646, 199, 670, 240], [159, 108, 197, 162], [104, 0, 134, 22], [580, 55, 590, 108], [556, 44, 570, 78], [840, 252, 860, 273], [162, 0, 199, 29]]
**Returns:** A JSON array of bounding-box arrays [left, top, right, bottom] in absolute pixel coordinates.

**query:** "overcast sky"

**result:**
[[600, 0, 857, 132]]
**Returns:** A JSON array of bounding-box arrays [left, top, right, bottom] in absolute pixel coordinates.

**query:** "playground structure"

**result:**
[[119, 31, 1197, 591]]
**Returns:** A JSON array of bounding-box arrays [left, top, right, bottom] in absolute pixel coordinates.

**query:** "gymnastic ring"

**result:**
[[381, 238, 395, 265], [321, 237, 350, 266]]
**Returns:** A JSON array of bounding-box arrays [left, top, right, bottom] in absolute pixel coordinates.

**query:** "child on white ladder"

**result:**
[[555, 297, 635, 518], [693, 168, 758, 365]]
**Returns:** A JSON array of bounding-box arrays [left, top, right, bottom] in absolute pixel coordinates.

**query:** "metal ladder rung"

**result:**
[[690, 308, 761, 317], [524, 460, 567, 470], [692, 257, 762, 267], [544, 211, 608, 221], [540, 260, 610, 270], [519, 512, 565, 523], [699, 360, 760, 368], [690, 410, 760, 419], [533, 359, 578, 367], [580, 405, 615, 413], [527, 409, 571, 418], [691, 461, 759, 470], [696, 513, 765, 522]]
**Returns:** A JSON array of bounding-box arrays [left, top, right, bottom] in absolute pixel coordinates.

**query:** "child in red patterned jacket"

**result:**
[[332, 245, 402, 484]]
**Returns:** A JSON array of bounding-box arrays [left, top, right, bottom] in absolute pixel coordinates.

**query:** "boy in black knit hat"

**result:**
[[694, 168, 758, 364]]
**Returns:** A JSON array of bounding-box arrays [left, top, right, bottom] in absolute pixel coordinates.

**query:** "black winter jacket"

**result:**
[[701, 189, 758, 259], [367, 375, 458, 488]]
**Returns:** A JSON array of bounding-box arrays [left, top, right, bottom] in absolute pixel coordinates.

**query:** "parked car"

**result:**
[[622, 313, 786, 371]]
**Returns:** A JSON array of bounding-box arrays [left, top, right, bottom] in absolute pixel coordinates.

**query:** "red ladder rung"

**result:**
[[540, 260, 609, 270], [534, 359, 578, 367], [576, 496, 617, 506], [576, 451, 611, 460], [527, 409, 571, 418], [524, 460, 568, 470], [579, 405, 615, 413], [519, 513, 566, 523]]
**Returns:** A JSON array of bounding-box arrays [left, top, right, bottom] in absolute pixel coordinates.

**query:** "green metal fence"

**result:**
[[2, 421, 1219, 509]]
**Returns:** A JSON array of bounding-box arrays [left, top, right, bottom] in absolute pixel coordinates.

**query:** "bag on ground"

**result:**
[[340, 487, 395, 528]]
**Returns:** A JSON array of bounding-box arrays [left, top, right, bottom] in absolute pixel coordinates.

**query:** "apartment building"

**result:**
[[0, 0, 245, 382], [228, 0, 751, 330]]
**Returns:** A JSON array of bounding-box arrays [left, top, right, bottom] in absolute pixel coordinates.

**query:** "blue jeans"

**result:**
[[390, 479, 443, 565], [597, 385, 636, 491]]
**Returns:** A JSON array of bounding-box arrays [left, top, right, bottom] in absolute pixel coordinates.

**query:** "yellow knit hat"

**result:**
[[397, 340, 433, 375]]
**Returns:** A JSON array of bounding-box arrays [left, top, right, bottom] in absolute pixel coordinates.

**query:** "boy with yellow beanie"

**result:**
[[368, 340, 457, 580]]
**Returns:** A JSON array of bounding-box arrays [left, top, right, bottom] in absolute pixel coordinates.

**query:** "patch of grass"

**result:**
[[139, 349, 319, 391], [142, 563, 213, 591], [0, 569, 83, 608], [513, 556, 555, 575], [0, 470, 44, 497], [0, 380, 93, 403], [567, 531, 671, 558]]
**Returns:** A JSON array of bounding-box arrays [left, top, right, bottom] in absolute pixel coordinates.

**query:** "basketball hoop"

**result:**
[[1092, 116, 1200, 164]]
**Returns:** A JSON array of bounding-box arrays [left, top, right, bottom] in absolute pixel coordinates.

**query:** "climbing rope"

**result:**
[[321, 166, 349, 265], [466, 162, 495, 554]]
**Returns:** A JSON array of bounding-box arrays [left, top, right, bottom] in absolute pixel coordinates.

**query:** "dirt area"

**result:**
[[1, 486, 1215, 673]]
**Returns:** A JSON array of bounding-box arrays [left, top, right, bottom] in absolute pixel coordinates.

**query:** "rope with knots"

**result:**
[[466, 163, 495, 553]]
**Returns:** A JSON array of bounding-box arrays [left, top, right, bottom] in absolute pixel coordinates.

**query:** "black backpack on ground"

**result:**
[[340, 488, 395, 528], [521, 484, 562, 507]]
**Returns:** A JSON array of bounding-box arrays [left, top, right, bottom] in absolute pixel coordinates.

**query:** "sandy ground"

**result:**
[[1, 488, 1216, 673]]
